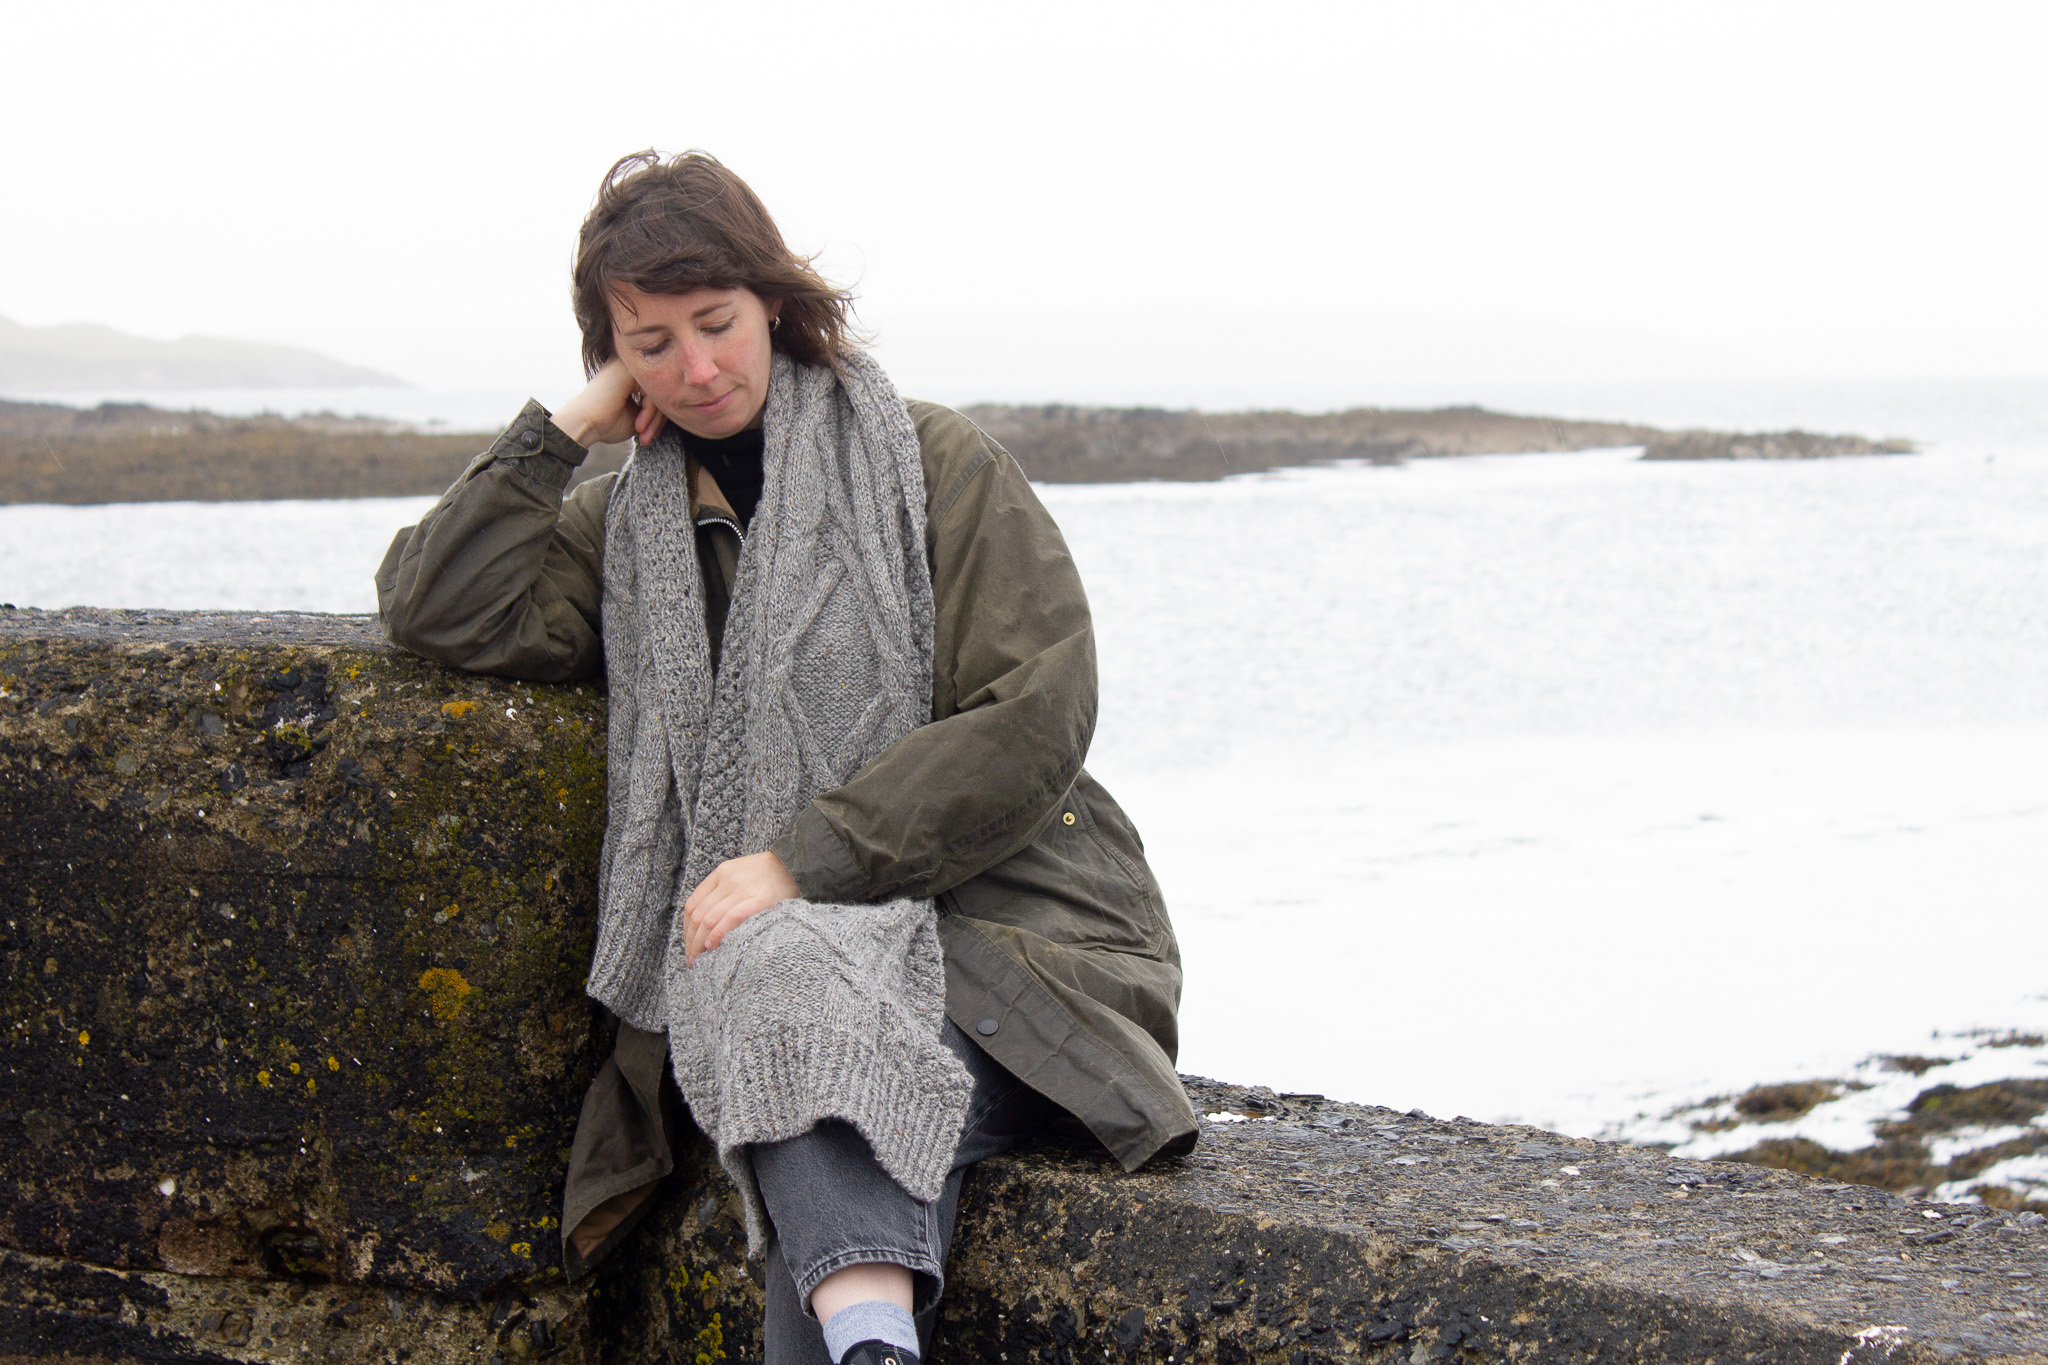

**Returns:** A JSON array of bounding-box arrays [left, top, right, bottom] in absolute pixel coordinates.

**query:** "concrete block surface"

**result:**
[[3, 609, 2041, 1364]]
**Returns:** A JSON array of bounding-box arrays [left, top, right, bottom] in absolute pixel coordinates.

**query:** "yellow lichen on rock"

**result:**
[[695, 1311, 726, 1363], [441, 700, 478, 718], [418, 967, 474, 1021]]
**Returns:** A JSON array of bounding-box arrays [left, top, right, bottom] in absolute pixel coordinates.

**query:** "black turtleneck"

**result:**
[[681, 426, 766, 530]]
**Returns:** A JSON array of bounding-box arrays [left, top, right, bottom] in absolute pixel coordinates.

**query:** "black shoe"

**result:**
[[839, 1342, 920, 1365]]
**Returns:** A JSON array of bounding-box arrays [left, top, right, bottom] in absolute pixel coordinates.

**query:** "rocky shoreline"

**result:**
[[1641, 428, 1913, 461], [0, 315, 399, 390], [1, 396, 1914, 505], [1622, 1033, 2048, 1217]]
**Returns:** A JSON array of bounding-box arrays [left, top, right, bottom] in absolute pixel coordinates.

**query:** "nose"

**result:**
[[679, 342, 720, 388]]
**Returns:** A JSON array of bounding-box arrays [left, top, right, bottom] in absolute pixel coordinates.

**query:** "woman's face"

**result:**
[[608, 283, 780, 440]]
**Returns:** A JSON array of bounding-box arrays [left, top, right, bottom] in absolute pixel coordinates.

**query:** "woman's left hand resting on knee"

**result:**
[[683, 852, 800, 965]]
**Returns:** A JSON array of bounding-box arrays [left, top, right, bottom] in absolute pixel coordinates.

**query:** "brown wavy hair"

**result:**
[[571, 150, 856, 375]]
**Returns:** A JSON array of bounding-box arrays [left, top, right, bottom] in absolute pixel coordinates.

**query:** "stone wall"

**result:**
[[3, 609, 2041, 1364]]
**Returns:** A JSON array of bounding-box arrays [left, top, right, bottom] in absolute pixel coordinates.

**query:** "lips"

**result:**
[[691, 389, 737, 415]]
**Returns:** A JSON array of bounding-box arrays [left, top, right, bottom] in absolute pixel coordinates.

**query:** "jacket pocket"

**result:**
[[943, 768, 1169, 956]]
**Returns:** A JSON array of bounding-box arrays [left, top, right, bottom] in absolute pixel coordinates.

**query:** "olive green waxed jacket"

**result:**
[[375, 397, 1199, 1209]]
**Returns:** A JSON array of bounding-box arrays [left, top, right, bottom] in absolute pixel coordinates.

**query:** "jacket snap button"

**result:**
[[1062, 812, 1076, 826], [518, 429, 541, 451], [976, 1018, 999, 1036]]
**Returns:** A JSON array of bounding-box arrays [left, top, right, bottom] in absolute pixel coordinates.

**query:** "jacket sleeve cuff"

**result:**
[[483, 399, 590, 491], [770, 804, 869, 903]]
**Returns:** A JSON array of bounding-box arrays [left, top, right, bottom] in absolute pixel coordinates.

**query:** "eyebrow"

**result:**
[[620, 299, 737, 338]]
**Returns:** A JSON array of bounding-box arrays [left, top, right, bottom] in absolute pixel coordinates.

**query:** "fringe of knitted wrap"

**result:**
[[586, 349, 973, 1253]]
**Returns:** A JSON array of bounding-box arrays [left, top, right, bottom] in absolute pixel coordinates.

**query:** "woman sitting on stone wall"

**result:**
[[376, 150, 1195, 1365]]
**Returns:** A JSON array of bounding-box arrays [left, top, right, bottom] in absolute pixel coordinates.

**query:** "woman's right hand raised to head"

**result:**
[[550, 357, 666, 449]]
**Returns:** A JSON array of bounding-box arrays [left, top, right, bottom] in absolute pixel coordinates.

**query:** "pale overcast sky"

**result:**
[[5, 1, 2045, 408]]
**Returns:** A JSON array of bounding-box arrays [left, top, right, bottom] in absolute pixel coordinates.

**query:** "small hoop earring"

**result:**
[[770, 315, 782, 332]]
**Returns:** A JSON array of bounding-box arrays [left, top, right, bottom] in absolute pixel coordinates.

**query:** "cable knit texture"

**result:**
[[587, 350, 973, 1251]]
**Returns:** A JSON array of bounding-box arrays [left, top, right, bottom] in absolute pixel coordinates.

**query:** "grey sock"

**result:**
[[821, 1299, 919, 1363]]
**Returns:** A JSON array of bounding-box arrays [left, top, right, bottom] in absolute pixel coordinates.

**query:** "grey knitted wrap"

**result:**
[[587, 350, 973, 1251]]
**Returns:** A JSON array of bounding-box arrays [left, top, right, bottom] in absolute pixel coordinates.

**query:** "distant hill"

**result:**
[[0, 315, 402, 390]]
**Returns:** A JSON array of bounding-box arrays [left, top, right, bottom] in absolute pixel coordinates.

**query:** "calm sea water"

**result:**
[[4, 378, 2045, 1169], [1062, 446, 2047, 1142]]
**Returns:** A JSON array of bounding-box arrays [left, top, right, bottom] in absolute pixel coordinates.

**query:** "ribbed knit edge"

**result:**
[[714, 1018, 974, 1255], [585, 929, 667, 1033]]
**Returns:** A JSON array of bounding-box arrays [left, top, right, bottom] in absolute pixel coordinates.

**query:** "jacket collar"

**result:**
[[687, 458, 740, 528]]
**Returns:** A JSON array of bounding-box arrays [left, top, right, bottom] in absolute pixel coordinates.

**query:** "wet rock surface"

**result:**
[[3, 609, 2040, 1364], [602, 1082, 2048, 1364]]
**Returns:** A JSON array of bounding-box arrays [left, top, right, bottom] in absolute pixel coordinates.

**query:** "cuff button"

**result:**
[[1062, 811, 1076, 826], [976, 1018, 999, 1037]]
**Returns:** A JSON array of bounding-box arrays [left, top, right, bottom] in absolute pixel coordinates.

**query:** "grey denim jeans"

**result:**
[[751, 1018, 1053, 1365]]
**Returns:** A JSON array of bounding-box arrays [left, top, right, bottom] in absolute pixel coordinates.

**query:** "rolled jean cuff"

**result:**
[[791, 1245, 947, 1316], [752, 1114, 955, 1320]]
